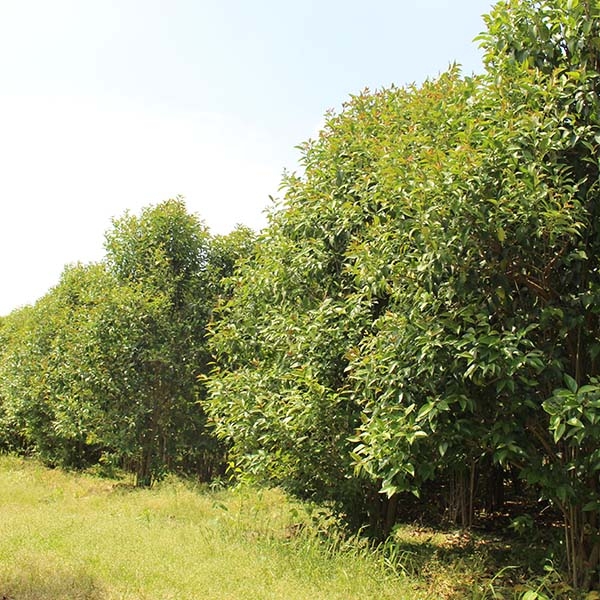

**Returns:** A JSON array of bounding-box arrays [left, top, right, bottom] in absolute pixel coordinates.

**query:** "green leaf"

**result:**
[[554, 422, 566, 443], [380, 480, 398, 498], [578, 384, 599, 396], [564, 374, 578, 393], [416, 402, 435, 421], [438, 441, 448, 457], [521, 590, 547, 600]]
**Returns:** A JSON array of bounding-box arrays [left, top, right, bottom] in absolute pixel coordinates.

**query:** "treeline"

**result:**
[[0, 201, 256, 486], [2, 0, 600, 590]]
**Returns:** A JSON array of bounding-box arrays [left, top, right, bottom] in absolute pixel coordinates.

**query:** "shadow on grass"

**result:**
[[382, 522, 565, 596], [0, 562, 105, 600]]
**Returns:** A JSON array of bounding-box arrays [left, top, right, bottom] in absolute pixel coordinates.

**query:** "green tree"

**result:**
[[207, 0, 600, 587], [101, 198, 218, 485], [0, 199, 235, 487], [476, 0, 600, 587], [207, 197, 375, 522], [0, 263, 114, 467]]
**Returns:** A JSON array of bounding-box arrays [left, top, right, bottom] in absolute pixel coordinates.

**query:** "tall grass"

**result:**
[[0, 456, 426, 600], [0, 456, 569, 599]]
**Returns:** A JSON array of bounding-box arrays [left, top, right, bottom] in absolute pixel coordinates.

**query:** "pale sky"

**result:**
[[0, 0, 493, 316]]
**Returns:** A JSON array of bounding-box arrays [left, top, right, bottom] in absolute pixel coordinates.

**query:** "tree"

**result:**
[[207, 183, 376, 521], [0, 263, 114, 467], [100, 198, 217, 485], [0, 199, 234, 486], [207, 0, 600, 587], [476, 0, 600, 587]]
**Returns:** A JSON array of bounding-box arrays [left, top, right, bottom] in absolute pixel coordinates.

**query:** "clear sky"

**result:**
[[0, 0, 494, 316]]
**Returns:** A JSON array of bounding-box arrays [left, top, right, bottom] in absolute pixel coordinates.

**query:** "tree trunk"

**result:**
[[563, 502, 600, 590], [447, 461, 477, 528]]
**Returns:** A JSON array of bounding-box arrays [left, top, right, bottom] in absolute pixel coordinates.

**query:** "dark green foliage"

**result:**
[[207, 0, 600, 588]]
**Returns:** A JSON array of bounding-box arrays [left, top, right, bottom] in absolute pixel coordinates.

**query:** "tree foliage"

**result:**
[[1, 0, 599, 590], [207, 0, 600, 587], [0, 200, 252, 486]]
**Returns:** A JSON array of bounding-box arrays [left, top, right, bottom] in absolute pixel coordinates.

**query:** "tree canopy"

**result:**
[[206, 0, 600, 588], [0, 200, 255, 485]]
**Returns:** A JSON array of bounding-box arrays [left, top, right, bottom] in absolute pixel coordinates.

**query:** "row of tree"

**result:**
[[1, 0, 599, 589], [0, 200, 254, 486]]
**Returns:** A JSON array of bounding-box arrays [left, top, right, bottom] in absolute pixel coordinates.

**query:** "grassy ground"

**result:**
[[0, 456, 573, 599]]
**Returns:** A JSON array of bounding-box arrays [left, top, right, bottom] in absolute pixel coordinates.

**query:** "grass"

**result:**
[[0, 456, 574, 599]]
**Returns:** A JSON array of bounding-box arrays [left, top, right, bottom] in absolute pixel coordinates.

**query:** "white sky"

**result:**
[[0, 0, 494, 316]]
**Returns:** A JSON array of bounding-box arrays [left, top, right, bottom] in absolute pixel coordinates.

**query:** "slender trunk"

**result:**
[[136, 444, 154, 487], [563, 503, 600, 590], [383, 494, 399, 537], [447, 462, 477, 528]]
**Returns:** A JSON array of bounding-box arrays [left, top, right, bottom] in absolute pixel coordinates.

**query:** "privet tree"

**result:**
[[99, 198, 217, 485], [96, 216, 256, 484], [0, 263, 119, 467], [477, 0, 600, 588], [207, 213, 374, 518]]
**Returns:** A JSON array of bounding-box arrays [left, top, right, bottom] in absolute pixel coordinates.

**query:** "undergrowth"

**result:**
[[0, 456, 590, 599]]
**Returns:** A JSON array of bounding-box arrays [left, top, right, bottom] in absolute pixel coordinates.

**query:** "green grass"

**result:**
[[0, 456, 571, 599], [0, 456, 418, 599]]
